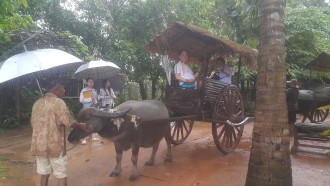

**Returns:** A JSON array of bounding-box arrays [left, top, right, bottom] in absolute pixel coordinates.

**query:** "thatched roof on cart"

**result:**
[[145, 21, 257, 68], [305, 52, 330, 72]]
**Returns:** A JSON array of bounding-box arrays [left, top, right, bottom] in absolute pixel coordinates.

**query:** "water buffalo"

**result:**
[[298, 86, 330, 122], [68, 100, 172, 181]]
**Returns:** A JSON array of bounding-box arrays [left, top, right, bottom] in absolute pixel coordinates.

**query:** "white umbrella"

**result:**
[[74, 59, 121, 80], [0, 48, 83, 123], [0, 48, 83, 84]]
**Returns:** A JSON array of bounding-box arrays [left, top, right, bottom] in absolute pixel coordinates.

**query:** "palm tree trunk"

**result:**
[[245, 0, 292, 185], [151, 77, 157, 99], [138, 80, 147, 100]]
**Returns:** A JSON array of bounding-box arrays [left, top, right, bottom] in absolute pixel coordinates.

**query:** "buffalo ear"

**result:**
[[77, 107, 95, 122], [91, 108, 131, 118]]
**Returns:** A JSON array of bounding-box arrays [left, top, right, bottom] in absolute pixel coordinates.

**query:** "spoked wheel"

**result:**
[[171, 120, 194, 145], [212, 85, 245, 154], [307, 107, 329, 123]]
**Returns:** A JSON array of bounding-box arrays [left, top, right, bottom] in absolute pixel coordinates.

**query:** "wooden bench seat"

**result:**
[[291, 122, 330, 153]]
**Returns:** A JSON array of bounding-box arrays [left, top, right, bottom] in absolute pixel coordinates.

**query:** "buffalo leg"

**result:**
[[129, 145, 140, 181], [110, 145, 122, 177], [145, 142, 160, 166], [164, 126, 172, 163]]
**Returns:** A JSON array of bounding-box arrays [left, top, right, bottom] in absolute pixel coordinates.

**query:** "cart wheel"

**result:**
[[171, 120, 194, 145], [212, 122, 244, 154], [212, 85, 245, 154], [307, 108, 329, 123]]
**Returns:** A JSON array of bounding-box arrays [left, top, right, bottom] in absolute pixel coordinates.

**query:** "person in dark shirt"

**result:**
[[287, 79, 299, 125], [209, 57, 234, 84]]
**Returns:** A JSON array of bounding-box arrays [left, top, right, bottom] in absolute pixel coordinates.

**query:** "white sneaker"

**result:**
[[81, 139, 87, 145]]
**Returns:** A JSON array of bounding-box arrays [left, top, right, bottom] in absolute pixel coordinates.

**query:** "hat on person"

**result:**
[[289, 79, 299, 88]]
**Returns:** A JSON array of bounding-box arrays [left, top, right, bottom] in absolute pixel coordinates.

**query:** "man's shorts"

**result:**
[[36, 153, 68, 179]]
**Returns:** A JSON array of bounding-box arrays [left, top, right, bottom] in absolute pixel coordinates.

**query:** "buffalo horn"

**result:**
[[91, 108, 131, 118]]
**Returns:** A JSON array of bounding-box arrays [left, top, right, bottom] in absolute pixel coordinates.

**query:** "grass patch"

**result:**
[[0, 167, 7, 177], [0, 156, 8, 163], [0, 157, 8, 162], [0, 157, 8, 177]]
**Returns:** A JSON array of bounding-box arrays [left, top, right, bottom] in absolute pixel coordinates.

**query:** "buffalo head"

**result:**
[[68, 107, 131, 143]]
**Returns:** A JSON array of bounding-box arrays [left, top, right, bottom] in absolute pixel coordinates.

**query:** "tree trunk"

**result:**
[[151, 76, 158, 99], [138, 80, 147, 100], [245, 0, 292, 186]]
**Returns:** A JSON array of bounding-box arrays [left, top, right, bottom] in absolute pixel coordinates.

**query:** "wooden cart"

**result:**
[[145, 22, 257, 154], [298, 88, 330, 123], [288, 52, 330, 153], [298, 52, 330, 123]]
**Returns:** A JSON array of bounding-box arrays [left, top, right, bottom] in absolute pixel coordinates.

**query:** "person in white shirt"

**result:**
[[209, 57, 234, 84], [174, 50, 200, 89], [99, 79, 116, 108], [79, 78, 98, 108], [79, 77, 99, 144]]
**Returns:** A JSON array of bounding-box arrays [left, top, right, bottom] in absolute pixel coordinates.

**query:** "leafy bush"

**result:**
[[0, 156, 8, 177], [21, 86, 42, 124], [0, 113, 19, 129], [244, 100, 255, 116], [65, 98, 82, 118], [0, 167, 7, 177]]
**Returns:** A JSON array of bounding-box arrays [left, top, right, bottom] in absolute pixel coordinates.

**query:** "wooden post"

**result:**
[[236, 56, 242, 87]]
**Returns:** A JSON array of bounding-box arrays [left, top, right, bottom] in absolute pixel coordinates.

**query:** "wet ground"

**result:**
[[0, 121, 330, 186]]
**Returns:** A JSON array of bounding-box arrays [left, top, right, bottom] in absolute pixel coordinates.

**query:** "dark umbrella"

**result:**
[[107, 74, 126, 92]]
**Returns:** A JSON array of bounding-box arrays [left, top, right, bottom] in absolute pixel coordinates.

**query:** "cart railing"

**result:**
[[204, 78, 228, 103]]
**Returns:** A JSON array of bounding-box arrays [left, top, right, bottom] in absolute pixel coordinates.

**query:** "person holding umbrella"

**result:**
[[79, 77, 98, 108], [99, 79, 117, 108], [30, 80, 86, 186], [79, 77, 99, 144]]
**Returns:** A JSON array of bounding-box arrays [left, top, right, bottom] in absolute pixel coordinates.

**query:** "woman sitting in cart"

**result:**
[[174, 50, 200, 89], [209, 57, 234, 84]]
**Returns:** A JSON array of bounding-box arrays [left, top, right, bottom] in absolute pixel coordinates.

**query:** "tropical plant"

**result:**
[[0, 0, 33, 43], [0, 113, 19, 129]]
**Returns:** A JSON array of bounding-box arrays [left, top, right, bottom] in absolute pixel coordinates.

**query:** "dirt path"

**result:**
[[1, 123, 330, 186]]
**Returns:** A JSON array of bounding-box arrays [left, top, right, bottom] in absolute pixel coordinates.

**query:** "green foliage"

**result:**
[[0, 113, 19, 129], [285, 6, 330, 84], [170, 0, 216, 29], [0, 167, 7, 177], [0, 0, 33, 43], [244, 100, 255, 115], [287, 0, 329, 8], [214, 0, 259, 45], [0, 156, 8, 177], [21, 86, 42, 123], [65, 98, 82, 118]]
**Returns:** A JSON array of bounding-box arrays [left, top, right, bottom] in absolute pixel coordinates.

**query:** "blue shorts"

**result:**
[[180, 82, 195, 89]]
